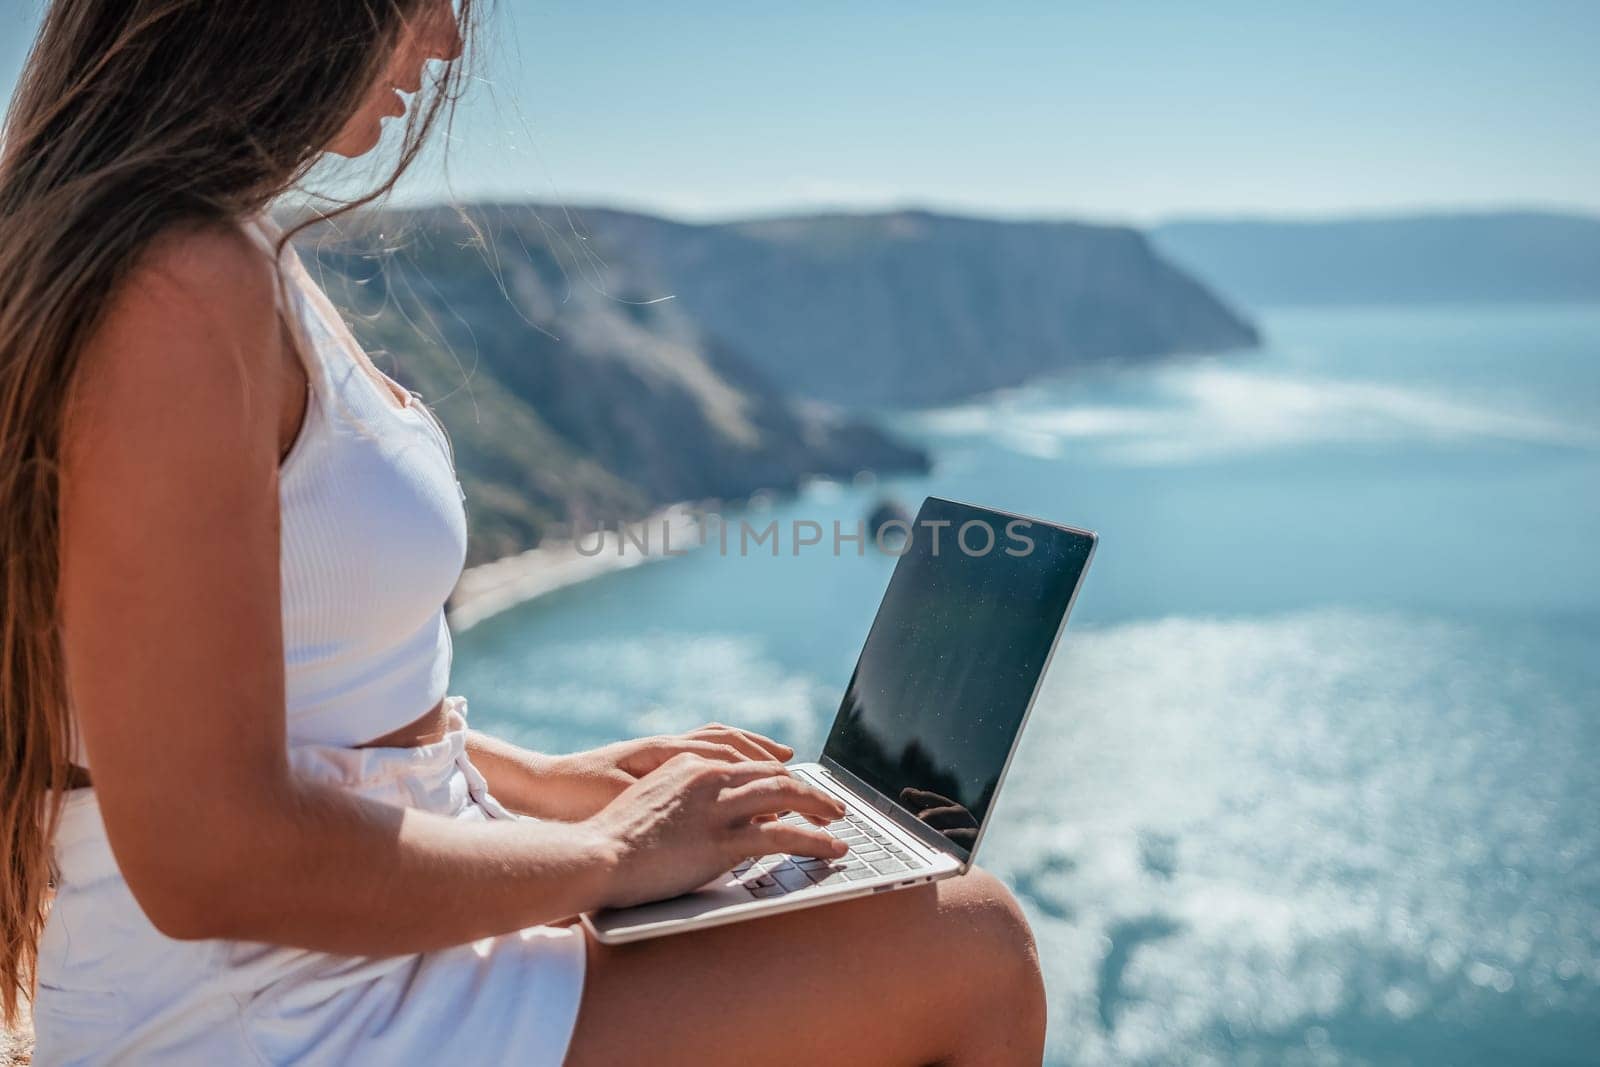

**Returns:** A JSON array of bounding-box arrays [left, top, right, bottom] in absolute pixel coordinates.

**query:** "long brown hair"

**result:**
[[0, 0, 475, 1023]]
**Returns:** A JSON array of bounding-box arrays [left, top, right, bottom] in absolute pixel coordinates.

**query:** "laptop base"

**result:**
[[583, 763, 962, 945]]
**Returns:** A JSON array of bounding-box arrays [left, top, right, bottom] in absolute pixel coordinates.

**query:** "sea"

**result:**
[[453, 304, 1600, 1065]]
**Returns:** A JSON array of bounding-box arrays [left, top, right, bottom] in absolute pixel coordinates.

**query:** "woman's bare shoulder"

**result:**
[[71, 217, 286, 450], [105, 217, 280, 354], [133, 217, 276, 297]]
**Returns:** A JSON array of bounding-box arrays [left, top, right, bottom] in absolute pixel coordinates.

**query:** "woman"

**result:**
[[0, 2, 1047, 1063]]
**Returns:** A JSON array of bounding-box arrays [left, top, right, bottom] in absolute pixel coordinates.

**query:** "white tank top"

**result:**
[[72, 214, 469, 769], [244, 211, 468, 748]]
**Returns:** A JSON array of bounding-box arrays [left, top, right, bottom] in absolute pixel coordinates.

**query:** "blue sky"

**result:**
[[4, 0, 1597, 222]]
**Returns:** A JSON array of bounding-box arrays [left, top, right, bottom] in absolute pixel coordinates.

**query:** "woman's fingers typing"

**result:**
[[654, 738, 745, 764], [691, 722, 794, 763], [712, 765, 849, 862], [589, 753, 851, 907], [719, 774, 844, 824], [731, 819, 846, 860], [692, 756, 789, 786], [733, 728, 793, 761]]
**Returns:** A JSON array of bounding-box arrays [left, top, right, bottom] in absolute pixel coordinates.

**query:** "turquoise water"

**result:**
[[454, 305, 1600, 1065]]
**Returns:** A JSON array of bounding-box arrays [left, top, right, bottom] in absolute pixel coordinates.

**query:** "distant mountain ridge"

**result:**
[[1153, 211, 1600, 308]]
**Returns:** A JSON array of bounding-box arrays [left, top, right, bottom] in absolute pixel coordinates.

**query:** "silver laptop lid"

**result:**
[[819, 496, 1097, 865]]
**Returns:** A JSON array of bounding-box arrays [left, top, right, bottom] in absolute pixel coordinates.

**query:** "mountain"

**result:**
[[303, 208, 929, 565], [566, 206, 1260, 407], [1153, 211, 1600, 308], [302, 201, 1259, 563]]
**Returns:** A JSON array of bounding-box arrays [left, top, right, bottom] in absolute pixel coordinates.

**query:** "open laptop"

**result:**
[[584, 496, 1097, 944]]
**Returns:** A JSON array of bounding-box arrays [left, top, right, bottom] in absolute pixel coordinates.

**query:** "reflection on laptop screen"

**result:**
[[823, 497, 1094, 857]]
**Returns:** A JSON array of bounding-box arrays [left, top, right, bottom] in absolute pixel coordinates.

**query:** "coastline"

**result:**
[[447, 504, 704, 631]]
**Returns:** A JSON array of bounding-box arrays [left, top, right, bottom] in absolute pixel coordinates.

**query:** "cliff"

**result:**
[[303, 201, 1258, 562], [566, 205, 1260, 407], [304, 208, 929, 564]]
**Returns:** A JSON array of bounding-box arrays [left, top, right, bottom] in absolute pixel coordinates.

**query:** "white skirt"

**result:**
[[33, 698, 588, 1066]]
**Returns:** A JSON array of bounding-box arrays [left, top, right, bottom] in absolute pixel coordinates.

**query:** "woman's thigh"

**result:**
[[563, 867, 1045, 1067]]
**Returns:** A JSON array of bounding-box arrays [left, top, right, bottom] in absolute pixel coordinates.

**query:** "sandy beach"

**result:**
[[447, 504, 705, 631]]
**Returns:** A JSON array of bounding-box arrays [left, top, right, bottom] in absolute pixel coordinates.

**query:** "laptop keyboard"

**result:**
[[730, 809, 929, 899]]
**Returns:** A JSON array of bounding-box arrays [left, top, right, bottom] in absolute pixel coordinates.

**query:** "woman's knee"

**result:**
[[850, 866, 1036, 983], [946, 868, 1036, 950], [942, 868, 1045, 1004]]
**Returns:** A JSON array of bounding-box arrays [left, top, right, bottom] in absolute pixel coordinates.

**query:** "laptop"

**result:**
[[583, 496, 1097, 944]]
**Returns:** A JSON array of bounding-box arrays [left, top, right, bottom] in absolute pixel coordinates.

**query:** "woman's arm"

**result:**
[[59, 225, 846, 956], [467, 724, 801, 822]]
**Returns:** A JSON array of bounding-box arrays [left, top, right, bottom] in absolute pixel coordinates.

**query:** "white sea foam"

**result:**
[[916, 366, 1600, 465]]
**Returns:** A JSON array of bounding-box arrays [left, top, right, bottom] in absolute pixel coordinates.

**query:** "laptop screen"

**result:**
[[822, 497, 1095, 860]]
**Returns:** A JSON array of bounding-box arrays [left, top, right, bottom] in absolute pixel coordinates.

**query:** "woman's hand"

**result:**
[[513, 723, 800, 822], [589, 755, 848, 910]]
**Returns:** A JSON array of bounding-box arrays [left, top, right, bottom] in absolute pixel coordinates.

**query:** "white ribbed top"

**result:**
[[72, 214, 467, 769], [238, 212, 468, 748]]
